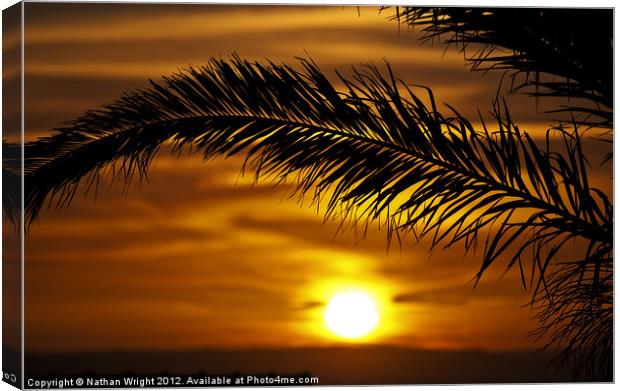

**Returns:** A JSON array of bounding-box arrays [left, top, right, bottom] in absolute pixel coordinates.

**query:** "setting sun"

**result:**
[[324, 291, 380, 339]]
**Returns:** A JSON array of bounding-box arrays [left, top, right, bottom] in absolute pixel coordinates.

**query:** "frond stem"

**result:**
[[32, 112, 610, 243]]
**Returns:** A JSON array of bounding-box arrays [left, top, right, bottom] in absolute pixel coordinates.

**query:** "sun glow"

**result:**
[[324, 291, 380, 339]]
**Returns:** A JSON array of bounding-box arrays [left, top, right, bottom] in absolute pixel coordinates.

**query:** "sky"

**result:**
[[16, 2, 612, 359]]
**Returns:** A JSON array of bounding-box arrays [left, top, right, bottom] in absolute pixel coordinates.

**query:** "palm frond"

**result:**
[[16, 56, 611, 380], [385, 7, 613, 130], [2, 141, 22, 225], [529, 254, 613, 380]]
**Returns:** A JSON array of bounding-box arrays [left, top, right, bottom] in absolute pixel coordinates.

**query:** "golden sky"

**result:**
[[19, 3, 611, 354]]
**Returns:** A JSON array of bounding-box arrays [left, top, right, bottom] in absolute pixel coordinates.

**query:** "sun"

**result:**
[[324, 291, 379, 339]]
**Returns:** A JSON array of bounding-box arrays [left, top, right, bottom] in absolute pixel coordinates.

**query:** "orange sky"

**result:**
[[19, 3, 611, 354]]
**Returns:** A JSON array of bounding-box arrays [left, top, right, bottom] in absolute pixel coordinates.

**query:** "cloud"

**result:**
[[295, 300, 326, 311], [392, 278, 527, 306]]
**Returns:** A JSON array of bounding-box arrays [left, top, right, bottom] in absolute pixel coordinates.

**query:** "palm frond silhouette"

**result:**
[[387, 7, 613, 130], [7, 56, 611, 380], [2, 141, 21, 225]]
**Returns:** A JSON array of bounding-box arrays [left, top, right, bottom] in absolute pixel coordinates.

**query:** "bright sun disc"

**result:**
[[324, 291, 379, 339]]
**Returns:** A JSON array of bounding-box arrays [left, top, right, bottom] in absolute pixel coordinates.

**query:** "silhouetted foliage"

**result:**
[[2, 141, 21, 225], [387, 7, 613, 130]]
